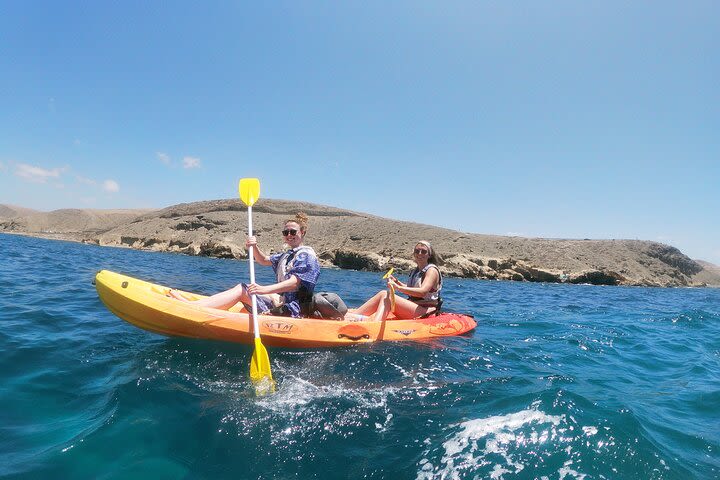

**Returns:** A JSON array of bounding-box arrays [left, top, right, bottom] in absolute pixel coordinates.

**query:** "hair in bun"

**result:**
[[287, 212, 309, 233]]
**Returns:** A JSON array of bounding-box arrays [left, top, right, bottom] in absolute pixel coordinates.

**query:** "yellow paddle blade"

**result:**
[[382, 268, 394, 279], [250, 337, 275, 396], [239, 178, 261, 207]]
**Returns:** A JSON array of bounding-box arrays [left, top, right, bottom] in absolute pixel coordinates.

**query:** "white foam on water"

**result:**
[[256, 374, 398, 413], [490, 464, 513, 479], [375, 413, 394, 433], [386, 358, 447, 387], [209, 349, 451, 442], [215, 373, 403, 448], [417, 405, 565, 480], [558, 460, 587, 480], [391, 364, 411, 378]]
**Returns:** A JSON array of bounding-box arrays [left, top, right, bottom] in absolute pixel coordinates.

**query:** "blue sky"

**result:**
[[1, 2, 718, 263]]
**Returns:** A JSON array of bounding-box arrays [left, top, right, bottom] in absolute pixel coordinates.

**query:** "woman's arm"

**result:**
[[246, 236, 272, 266], [248, 276, 301, 296]]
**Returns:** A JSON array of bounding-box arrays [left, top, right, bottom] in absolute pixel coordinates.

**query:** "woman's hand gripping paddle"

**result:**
[[239, 178, 275, 396], [382, 268, 396, 312]]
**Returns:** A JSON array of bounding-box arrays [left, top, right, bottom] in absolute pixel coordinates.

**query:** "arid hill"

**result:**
[[1, 199, 718, 287], [0, 204, 39, 218], [0, 207, 153, 236]]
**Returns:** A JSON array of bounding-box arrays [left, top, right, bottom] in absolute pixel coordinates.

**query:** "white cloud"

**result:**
[[183, 156, 201, 169], [76, 175, 97, 186], [74, 139, 82, 147], [15, 163, 64, 183], [103, 180, 120, 193], [157, 152, 171, 165], [0, 160, 6, 172], [72, 174, 118, 193]]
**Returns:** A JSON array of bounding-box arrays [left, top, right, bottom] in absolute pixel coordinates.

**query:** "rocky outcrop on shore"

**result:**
[[1, 200, 718, 287]]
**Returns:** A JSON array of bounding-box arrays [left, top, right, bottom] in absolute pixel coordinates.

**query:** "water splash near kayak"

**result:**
[[418, 403, 566, 479]]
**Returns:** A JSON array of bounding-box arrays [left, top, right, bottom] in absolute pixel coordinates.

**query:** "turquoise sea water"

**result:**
[[1, 232, 719, 479]]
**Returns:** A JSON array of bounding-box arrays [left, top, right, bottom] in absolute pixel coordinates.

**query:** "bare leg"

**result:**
[[391, 296, 431, 319], [170, 284, 250, 310], [354, 290, 386, 315], [354, 290, 433, 321], [371, 291, 392, 322]]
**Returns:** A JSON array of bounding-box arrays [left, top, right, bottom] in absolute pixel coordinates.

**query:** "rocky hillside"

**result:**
[[0, 206, 154, 241], [1, 199, 718, 287], [0, 204, 39, 218]]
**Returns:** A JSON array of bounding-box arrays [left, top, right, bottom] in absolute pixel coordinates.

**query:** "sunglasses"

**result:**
[[414, 248, 429, 255], [282, 228, 300, 236]]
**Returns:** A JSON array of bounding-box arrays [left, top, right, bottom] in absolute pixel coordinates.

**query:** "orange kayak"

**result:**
[[94, 270, 477, 348]]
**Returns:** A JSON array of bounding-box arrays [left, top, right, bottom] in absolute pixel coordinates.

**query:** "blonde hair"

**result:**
[[286, 212, 309, 233]]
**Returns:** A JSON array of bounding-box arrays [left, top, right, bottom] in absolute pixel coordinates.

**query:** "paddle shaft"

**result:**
[[247, 205, 261, 340], [383, 268, 396, 312]]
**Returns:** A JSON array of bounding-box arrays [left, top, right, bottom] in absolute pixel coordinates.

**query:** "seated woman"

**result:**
[[169, 212, 320, 318], [353, 241, 443, 321]]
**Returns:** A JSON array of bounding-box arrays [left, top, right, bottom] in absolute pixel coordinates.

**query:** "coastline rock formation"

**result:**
[[1, 200, 718, 288]]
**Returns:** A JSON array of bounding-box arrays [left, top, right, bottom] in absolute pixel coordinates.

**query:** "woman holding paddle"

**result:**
[[353, 240, 443, 321], [169, 212, 320, 318]]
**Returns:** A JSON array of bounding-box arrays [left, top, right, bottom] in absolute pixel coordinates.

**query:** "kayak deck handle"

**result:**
[[338, 333, 370, 341]]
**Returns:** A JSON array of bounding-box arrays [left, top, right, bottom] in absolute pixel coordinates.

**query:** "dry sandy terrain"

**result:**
[[2, 200, 718, 287]]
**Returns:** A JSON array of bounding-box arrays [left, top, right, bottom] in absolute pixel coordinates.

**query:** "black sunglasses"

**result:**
[[282, 228, 299, 236], [414, 248, 429, 255]]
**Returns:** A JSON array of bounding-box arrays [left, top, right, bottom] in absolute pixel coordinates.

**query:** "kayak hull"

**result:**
[[94, 270, 477, 348]]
